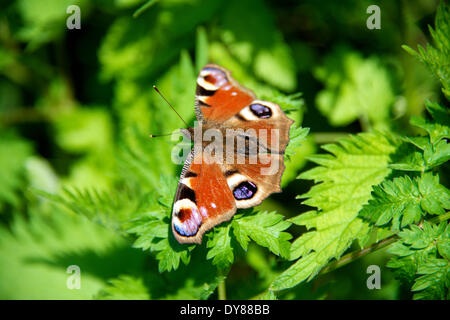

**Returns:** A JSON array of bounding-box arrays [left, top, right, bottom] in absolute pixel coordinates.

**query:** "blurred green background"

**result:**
[[0, 0, 444, 299]]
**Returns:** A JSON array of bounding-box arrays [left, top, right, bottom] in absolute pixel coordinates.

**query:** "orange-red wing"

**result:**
[[222, 100, 294, 153], [195, 64, 255, 124], [171, 152, 236, 244]]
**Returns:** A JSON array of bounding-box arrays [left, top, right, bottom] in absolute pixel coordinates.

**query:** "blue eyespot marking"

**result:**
[[233, 181, 257, 200], [249, 104, 272, 118], [173, 206, 202, 237]]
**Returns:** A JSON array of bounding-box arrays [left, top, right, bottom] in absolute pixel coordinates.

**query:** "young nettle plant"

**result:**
[[268, 4, 449, 299]]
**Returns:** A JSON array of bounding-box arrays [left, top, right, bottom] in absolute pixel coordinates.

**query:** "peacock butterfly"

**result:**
[[171, 64, 293, 244]]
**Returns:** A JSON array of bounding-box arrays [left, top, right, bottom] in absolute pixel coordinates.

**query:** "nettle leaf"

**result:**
[[126, 176, 194, 273], [128, 213, 193, 273], [17, 0, 91, 50], [232, 211, 292, 258], [258, 290, 277, 300], [36, 185, 148, 231], [389, 140, 426, 172], [195, 26, 209, 73], [270, 132, 397, 291], [0, 205, 131, 299], [152, 236, 192, 273], [220, 0, 297, 92], [423, 139, 450, 168], [388, 222, 450, 300], [0, 133, 33, 209], [285, 126, 309, 159], [410, 102, 450, 144], [206, 210, 293, 270], [391, 102, 449, 171], [402, 3, 450, 99], [96, 275, 150, 300], [359, 173, 450, 230], [156, 174, 179, 208], [96, 253, 224, 300], [206, 223, 234, 270], [47, 170, 193, 274], [282, 127, 315, 188], [314, 47, 395, 128]]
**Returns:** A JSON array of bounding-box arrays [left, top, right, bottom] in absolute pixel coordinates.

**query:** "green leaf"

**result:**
[[387, 222, 450, 300], [423, 139, 450, 169], [126, 176, 194, 273], [314, 47, 395, 128], [53, 106, 115, 189], [0, 205, 134, 299], [410, 102, 450, 144], [258, 290, 277, 300], [220, 0, 296, 91], [37, 185, 147, 231], [285, 126, 310, 159], [402, 3, 450, 99], [359, 173, 450, 230], [232, 211, 292, 258], [270, 132, 396, 291], [51, 174, 194, 273], [17, 0, 90, 50], [195, 26, 209, 72], [96, 251, 224, 300], [391, 103, 450, 171], [418, 173, 450, 215], [389, 139, 426, 172], [206, 223, 234, 270], [96, 275, 150, 300], [412, 258, 450, 300], [0, 133, 33, 209]]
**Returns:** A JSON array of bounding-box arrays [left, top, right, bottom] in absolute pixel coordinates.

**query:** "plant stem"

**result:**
[[319, 213, 450, 276], [319, 235, 399, 275], [133, 0, 158, 18], [218, 278, 226, 300]]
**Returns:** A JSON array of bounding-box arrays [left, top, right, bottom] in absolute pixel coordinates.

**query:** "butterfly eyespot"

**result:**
[[233, 181, 257, 200], [198, 68, 228, 90], [249, 103, 272, 118], [176, 208, 191, 221], [173, 203, 202, 237], [204, 74, 215, 84]]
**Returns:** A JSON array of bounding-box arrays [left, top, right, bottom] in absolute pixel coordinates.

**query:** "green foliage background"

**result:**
[[0, 0, 448, 300]]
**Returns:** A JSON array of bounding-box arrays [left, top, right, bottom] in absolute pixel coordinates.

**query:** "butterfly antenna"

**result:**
[[149, 133, 174, 138], [153, 85, 188, 127]]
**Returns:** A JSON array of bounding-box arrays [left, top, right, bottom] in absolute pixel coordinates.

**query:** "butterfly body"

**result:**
[[172, 64, 294, 244]]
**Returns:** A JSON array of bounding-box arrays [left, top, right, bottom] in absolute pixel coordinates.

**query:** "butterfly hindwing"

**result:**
[[222, 153, 286, 209], [172, 151, 237, 244], [222, 99, 293, 153]]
